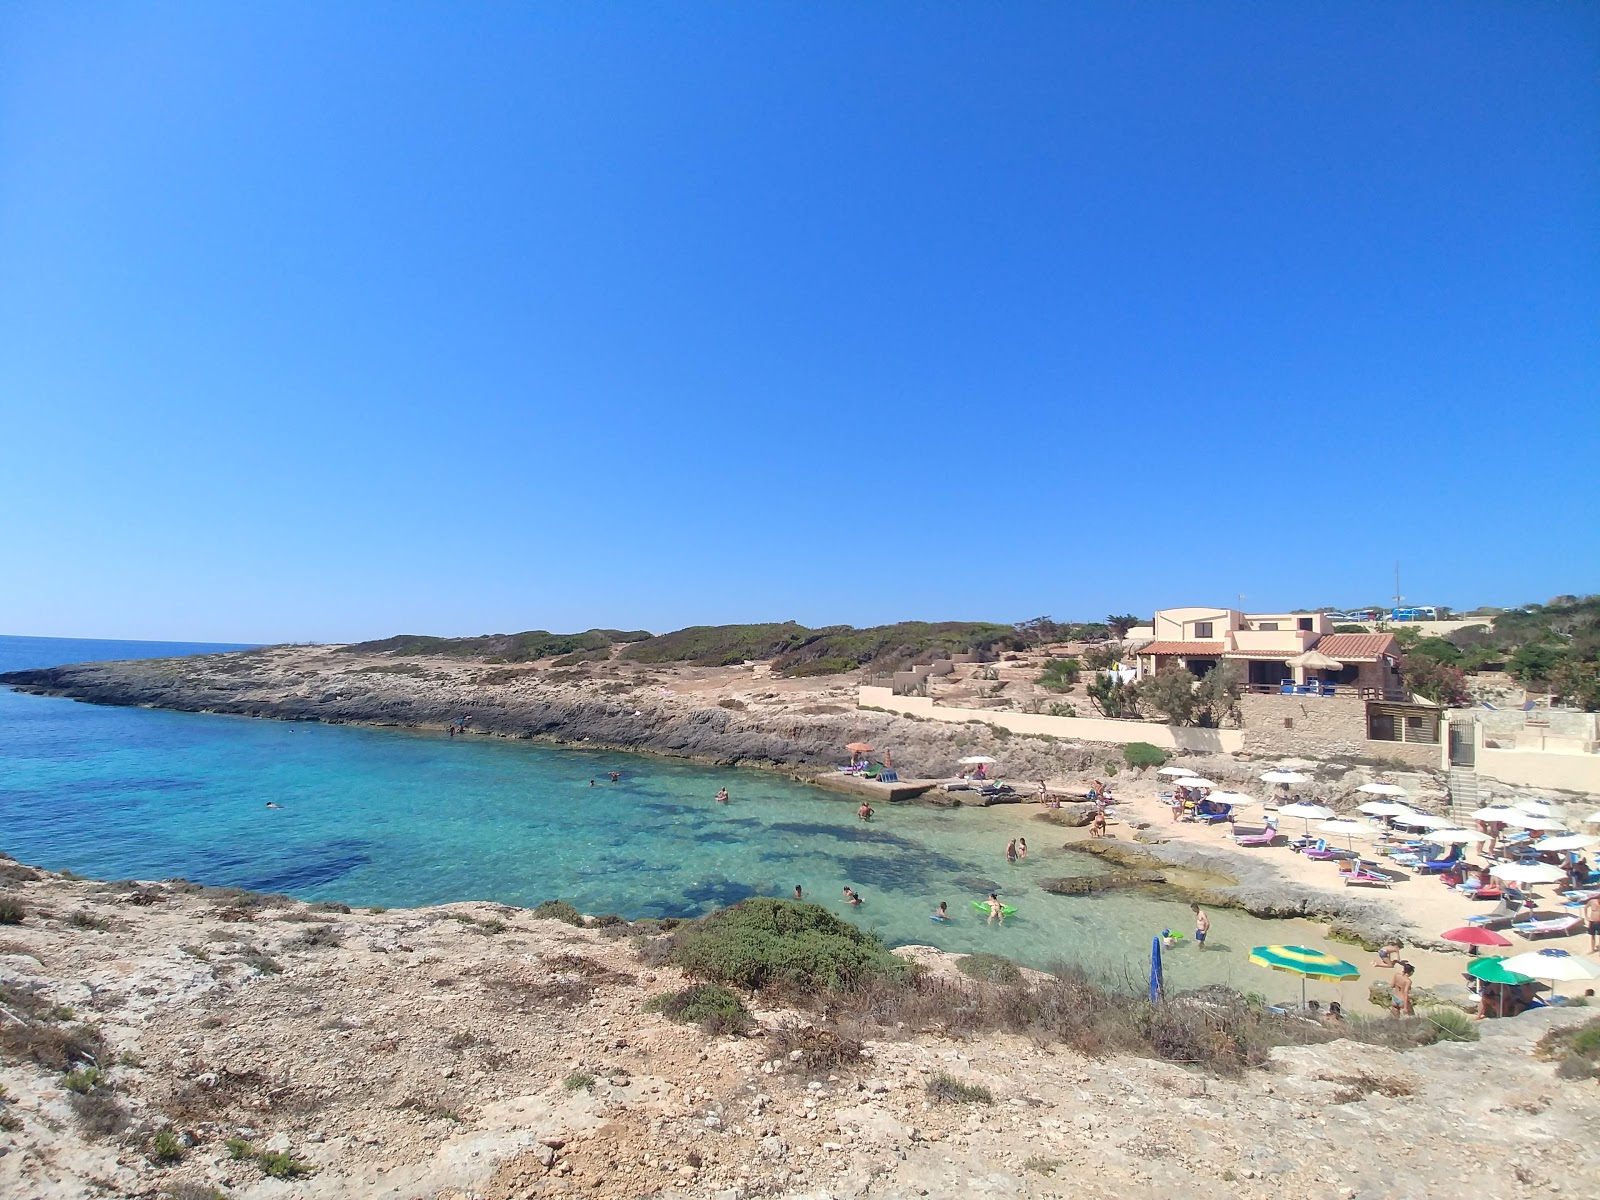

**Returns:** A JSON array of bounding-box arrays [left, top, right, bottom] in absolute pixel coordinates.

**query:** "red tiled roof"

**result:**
[[1313, 632, 1398, 661], [1139, 642, 1226, 656]]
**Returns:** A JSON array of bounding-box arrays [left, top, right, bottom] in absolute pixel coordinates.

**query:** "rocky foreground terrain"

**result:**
[[3, 861, 1599, 1200]]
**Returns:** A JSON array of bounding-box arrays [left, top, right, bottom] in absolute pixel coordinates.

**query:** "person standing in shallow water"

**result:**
[[1006, 839, 1018, 864], [1191, 902, 1209, 949], [793, 885, 804, 901]]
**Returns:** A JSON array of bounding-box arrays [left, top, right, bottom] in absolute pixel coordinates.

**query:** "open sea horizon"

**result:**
[[0, 633, 1348, 999]]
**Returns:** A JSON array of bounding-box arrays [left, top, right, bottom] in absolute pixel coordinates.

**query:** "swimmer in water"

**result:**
[[1017, 837, 1027, 860], [715, 787, 730, 804], [985, 892, 1005, 924], [793, 885, 804, 901], [843, 887, 863, 906], [931, 901, 949, 922], [857, 802, 874, 821], [1006, 839, 1018, 864], [265, 802, 281, 809]]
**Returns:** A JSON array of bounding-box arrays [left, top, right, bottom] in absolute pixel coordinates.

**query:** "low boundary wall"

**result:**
[[857, 686, 1245, 754]]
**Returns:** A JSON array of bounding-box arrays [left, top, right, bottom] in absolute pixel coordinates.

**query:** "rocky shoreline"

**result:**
[[3, 856, 1600, 1199]]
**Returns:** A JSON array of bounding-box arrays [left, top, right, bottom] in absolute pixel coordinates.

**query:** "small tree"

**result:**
[[1408, 637, 1462, 665], [1085, 674, 1141, 719], [1507, 642, 1569, 686], [1036, 658, 1080, 692], [1550, 659, 1600, 712], [1402, 657, 1470, 707], [1140, 663, 1199, 726], [1081, 643, 1120, 672], [1194, 661, 1244, 728], [1106, 614, 1145, 638]]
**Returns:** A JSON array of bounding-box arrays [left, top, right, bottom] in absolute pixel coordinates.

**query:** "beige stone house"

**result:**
[[1128, 607, 1403, 697]]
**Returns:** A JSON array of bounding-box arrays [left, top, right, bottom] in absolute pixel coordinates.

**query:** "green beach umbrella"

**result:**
[[1248, 944, 1360, 1007], [1465, 956, 1533, 986]]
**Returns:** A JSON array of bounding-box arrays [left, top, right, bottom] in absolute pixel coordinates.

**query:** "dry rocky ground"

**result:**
[[3, 866, 1599, 1200]]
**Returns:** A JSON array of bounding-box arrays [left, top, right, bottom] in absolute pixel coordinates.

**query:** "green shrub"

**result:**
[[926, 1071, 993, 1104], [668, 898, 906, 994], [1122, 742, 1168, 769], [1036, 658, 1080, 691], [150, 1129, 186, 1164], [257, 1150, 312, 1179], [563, 1071, 595, 1091], [0, 899, 24, 924], [1420, 1007, 1478, 1042], [644, 984, 752, 1034], [63, 1066, 103, 1093], [225, 1136, 256, 1160], [956, 954, 1023, 985], [532, 900, 585, 926]]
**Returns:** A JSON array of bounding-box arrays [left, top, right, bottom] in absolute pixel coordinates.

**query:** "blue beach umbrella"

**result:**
[[1150, 936, 1164, 1003]]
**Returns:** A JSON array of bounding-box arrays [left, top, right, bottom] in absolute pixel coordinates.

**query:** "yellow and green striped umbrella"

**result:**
[[1249, 945, 1360, 1007]]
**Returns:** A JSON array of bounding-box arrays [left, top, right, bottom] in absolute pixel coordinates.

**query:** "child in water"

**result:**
[[931, 901, 949, 922]]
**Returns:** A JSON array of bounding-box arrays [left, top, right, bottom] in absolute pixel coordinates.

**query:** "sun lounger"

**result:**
[[1230, 829, 1281, 847], [1464, 897, 1524, 929], [1193, 804, 1233, 825], [1512, 915, 1581, 940], [1338, 866, 1392, 888]]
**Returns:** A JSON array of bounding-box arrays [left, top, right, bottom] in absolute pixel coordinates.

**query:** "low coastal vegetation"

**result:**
[[636, 899, 1477, 1077], [1536, 1016, 1600, 1080], [340, 628, 652, 663], [644, 983, 753, 1034]]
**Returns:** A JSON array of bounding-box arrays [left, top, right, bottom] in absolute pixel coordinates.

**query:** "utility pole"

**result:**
[[1392, 562, 1403, 610]]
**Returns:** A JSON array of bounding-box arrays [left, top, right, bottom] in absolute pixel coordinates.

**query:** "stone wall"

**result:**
[[1238, 693, 1441, 768]]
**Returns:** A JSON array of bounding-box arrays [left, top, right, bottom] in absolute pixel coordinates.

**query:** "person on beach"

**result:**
[[793, 885, 804, 901], [1374, 944, 1401, 968], [1190, 902, 1209, 949], [1585, 893, 1600, 952], [715, 787, 729, 804], [1037, 779, 1049, 804], [1006, 839, 1018, 864], [1089, 808, 1107, 838], [843, 887, 863, 906], [985, 893, 1005, 924], [858, 802, 874, 822], [1392, 962, 1415, 1017], [931, 901, 949, 922], [1017, 837, 1027, 860]]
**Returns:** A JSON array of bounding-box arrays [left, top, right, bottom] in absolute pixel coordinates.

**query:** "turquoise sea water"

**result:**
[[0, 635, 1336, 995]]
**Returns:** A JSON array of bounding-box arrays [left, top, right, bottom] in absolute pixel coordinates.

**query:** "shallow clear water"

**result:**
[[0, 634, 1340, 996]]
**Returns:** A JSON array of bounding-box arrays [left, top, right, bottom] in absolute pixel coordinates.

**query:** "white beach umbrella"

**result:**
[[1513, 798, 1554, 812], [1158, 766, 1198, 777], [1471, 806, 1519, 822], [1499, 812, 1566, 831], [1390, 811, 1455, 829], [1421, 828, 1481, 844], [1499, 949, 1600, 985], [1358, 800, 1413, 817], [1533, 834, 1598, 853], [1279, 802, 1334, 820], [1207, 791, 1255, 807], [1318, 819, 1372, 850], [1180, 777, 1218, 790], [1490, 862, 1566, 885], [1260, 770, 1309, 785], [1356, 782, 1408, 797], [957, 756, 997, 765]]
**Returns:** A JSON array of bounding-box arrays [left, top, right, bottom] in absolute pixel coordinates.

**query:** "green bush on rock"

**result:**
[[667, 898, 906, 994], [644, 984, 752, 1034], [1122, 742, 1169, 770]]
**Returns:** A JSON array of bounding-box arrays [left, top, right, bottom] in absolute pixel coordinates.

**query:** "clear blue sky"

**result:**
[[2, 3, 1595, 643]]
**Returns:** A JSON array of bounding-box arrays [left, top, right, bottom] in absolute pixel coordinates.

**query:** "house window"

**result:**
[[1257, 622, 1278, 631], [1298, 617, 1314, 631], [1194, 622, 1213, 639]]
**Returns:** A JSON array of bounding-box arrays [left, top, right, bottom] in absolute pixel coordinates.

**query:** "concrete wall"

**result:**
[[857, 686, 1246, 754], [1457, 717, 1600, 795]]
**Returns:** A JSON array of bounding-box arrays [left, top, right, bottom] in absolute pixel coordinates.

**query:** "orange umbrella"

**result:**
[[845, 743, 874, 753]]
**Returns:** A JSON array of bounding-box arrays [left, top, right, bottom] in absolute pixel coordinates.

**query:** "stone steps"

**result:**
[[1446, 766, 1482, 823]]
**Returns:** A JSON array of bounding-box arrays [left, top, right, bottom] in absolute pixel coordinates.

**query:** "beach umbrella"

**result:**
[[1278, 801, 1334, 834], [1317, 819, 1372, 851], [1207, 791, 1255, 806], [1180, 777, 1218, 789], [1584, 810, 1600, 825], [1514, 799, 1555, 815], [1534, 834, 1598, 853], [1471, 806, 1518, 822], [1358, 800, 1413, 817], [1499, 812, 1565, 831], [1150, 936, 1164, 1004], [1421, 828, 1481, 844], [1441, 926, 1512, 951], [1357, 782, 1408, 797], [1158, 766, 1197, 777], [845, 742, 874, 753], [1390, 811, 1455, 829], [1500, 949, 1600, 989], [1466, 956, 1533, 986], [1248, 945, 1360, 1007], [957, 755, 996, 765], [1490, 862, 1566, 885], [1260, 770, 1309, 785]]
